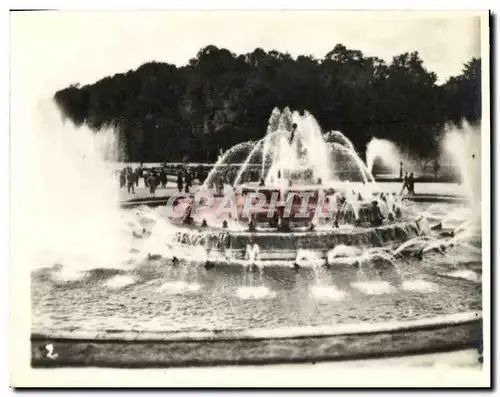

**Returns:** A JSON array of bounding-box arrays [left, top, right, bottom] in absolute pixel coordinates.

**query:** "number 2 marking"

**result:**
[[45, 343, 59, 359]]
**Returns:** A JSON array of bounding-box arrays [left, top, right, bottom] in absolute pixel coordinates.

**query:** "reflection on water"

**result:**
[[309, 285, 349, 301], [350, 281, 398, 295], [105, 275, 137, 290], [236, 286, 277, 300], [401, 279, 439, 293], [156, 280, 202, 295]]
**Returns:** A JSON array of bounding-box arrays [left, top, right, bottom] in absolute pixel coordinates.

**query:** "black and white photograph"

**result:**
[[9, 9, 490, 388]]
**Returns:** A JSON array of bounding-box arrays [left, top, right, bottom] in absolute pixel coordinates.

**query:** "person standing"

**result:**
[[135, 167, 141, 187], [159, 169, 167, 188], [126, 169, 135, 194], [133, 170, 139, 188], [184, 170, 192, 194], [400, 172, 409, 195], [399, 161, 404, 180], [147, 173, 158, 195], [408, 173, 415, 195], [177, 171, 184, 193]]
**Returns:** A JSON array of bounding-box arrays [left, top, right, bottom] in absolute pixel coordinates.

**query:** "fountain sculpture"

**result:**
[[169, 108, 429, 263]]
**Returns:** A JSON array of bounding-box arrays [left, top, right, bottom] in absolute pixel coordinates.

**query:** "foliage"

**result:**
[[54, 45, 481, 162]]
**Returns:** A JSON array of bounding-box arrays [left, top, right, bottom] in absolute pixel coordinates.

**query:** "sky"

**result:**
[[10, 10, 482, 99]]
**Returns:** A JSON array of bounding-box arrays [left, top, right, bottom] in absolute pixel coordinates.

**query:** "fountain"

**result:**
[[366, 138, 405, 177], [16, 100, 133, 276], [170, 108, 428, 265], [441, 122, 481, 205], [28, 105, 483, 369]]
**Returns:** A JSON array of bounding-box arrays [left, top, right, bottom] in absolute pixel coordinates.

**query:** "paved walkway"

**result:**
[[118, 186, 182, 202], [118, 180, 465, 203], [376, 181, 464, 196]]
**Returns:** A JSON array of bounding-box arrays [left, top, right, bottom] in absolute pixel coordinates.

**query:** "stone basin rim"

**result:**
[[32, 311, 481, 343]]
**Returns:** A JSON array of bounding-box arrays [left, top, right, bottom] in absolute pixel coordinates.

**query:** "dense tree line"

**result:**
[[54, 44, 481, 163]]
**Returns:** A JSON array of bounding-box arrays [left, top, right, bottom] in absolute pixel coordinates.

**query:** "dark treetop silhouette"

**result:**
[[54, 44, 481, 163]]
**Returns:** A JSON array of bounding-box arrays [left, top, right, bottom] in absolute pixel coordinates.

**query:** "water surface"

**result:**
[[31, 201, 482, 333]]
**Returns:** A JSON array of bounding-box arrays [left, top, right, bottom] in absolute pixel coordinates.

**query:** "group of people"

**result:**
[[176, 169, 193, 193], [118, 165, 168, 195], [119, 167, 139, 194], [400, 172, 415, 195], [119, 163, 202, 196], [399, 162, 416, 195]]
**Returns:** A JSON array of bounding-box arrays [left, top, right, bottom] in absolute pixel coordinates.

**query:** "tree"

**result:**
[[53, 46, 481, 163]]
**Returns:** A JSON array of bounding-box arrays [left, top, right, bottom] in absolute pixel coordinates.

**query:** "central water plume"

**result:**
[[217, 107, 378, 189], [291, 110, 333, 184], [261, 108, 334, 184]]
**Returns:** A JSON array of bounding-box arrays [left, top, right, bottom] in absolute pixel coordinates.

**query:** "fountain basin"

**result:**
[[31, 311, 481, 368], [172, 219, 425, 261]]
